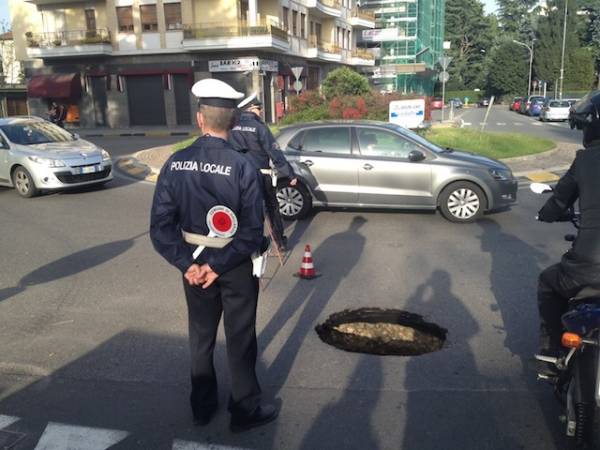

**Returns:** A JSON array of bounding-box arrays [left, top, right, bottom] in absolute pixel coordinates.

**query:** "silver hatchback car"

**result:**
[[0, 116, 112, 197], [275, 121, 518, 223]]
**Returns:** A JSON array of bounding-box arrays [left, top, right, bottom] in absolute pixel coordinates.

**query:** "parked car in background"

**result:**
[[478, 98, 490, 107], [527, 98, 546, 116], [0, 116, 113, 198], [431, 97, 444, 110], [510, 97, 523, 111], [539, 99, 571, 122], [448, 98, 463, 109], [275, 121, 518, 223], [519, 95, 546, 114], [565, 98, 581, 107]]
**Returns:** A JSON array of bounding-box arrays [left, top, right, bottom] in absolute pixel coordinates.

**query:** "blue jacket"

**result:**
[[229, 111, 295, 179], [150, 135, 264, 275]]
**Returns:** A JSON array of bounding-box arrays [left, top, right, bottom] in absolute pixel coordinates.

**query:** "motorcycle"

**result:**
[[531, 182, 600, 449]]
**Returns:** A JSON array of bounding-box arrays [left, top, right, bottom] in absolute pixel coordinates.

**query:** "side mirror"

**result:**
[[72, 132, 80, 140], [408, 150, 425, 162]]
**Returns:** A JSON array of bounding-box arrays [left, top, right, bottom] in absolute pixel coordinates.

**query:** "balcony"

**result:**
[[25, 29, 112, 58], [307, 35, 342, 62], [301, 0, 342, 18], [351, 48, 375, 66], [350, 8, 376, 29], [182, 20, 289, 52]]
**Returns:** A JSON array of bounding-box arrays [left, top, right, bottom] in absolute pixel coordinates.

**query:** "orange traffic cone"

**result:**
[[296, 244, 319, 279]]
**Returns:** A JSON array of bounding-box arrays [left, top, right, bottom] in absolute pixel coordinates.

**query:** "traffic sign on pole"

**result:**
[[291, 66, 304, 80], [439, 71, 450, 83], [438, 56, 452, 71]]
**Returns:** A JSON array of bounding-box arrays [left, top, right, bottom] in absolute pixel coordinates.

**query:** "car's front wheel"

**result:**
[[12, 166, 39, 198], [439, 182, 486, 223], [276, 182, 312, 221]]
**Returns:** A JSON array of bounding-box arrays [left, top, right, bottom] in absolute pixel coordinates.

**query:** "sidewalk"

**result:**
[[69, 125, 199, 138]]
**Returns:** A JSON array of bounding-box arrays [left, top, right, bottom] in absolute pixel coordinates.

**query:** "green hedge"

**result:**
[[433, 90, 484, 104]]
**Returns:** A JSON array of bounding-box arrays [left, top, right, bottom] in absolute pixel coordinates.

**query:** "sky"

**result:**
[[0, 0, 498, 32]]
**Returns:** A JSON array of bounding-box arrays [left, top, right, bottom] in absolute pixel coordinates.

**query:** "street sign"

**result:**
[[389, 99, 425, 129], [439, 71, 450, 83], [291, 66, 304, 80], [438, 56, 452, 70], [293, 80, 303, 92]]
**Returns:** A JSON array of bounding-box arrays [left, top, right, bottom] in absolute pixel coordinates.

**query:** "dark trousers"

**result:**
[[538, 263, 583, 351], [262, 175, 286, 248], [183, 259, 261, 417]]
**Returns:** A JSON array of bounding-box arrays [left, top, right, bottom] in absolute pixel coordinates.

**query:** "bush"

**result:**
[[321, 67, 370, 100], [280, 104, 329, 125]]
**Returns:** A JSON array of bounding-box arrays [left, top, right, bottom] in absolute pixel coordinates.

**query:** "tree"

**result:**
[[496, 0, 539, 38], [321, 67, 370, 100], [534, 0, 581, 90], [566, 47, 597, 89], [580, 0, 600, 86], [444, 0, 494, 90], [487, 40, 529, 95]]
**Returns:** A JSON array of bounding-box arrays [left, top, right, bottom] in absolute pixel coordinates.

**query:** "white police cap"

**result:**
[[191, 78, 244, 108], [238, 92, 262, 110]]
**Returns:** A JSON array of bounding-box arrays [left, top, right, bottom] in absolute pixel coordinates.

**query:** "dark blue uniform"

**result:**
[[150, 135, 265, 419], [230, 111, 295, 248]]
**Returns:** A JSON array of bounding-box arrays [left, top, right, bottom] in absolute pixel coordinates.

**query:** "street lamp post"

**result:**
[[513, 39, 535, 97], [559, 0, 568, 99]]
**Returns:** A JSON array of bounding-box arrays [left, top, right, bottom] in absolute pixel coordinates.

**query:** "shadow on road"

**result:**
[[0, 232, 147, 303]]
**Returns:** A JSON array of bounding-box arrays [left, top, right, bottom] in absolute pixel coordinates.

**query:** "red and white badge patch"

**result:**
[[206, 205, 238, 238]]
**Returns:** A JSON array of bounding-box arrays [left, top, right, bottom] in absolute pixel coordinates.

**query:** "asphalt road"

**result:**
[[433, 105, 582, 144], [0, 136, 577, 449]]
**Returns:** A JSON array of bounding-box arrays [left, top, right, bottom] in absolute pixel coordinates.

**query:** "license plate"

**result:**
[[80, 165, 99, 174]]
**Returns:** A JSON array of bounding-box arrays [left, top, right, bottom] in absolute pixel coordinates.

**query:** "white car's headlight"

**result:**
[[28, 156, 66, 167], [101, 149, 111, 161]]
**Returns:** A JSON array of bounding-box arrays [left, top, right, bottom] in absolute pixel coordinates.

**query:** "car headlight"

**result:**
[[489, 168, 512, 181], [101, 149, 111, 161], [28, 156, 66, 167]]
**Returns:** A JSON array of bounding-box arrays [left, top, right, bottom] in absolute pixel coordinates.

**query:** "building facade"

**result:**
[[9, 0, 375, 127], [0, 32, 27, 117], [358, 0, 444, 95]]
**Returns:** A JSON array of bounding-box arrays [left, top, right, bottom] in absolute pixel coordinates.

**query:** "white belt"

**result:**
[[182, 230, 232, 248], [260, 169, 273, 175]]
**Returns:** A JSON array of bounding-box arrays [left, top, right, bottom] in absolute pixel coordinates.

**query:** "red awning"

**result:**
[[27, 73, 81, 99]]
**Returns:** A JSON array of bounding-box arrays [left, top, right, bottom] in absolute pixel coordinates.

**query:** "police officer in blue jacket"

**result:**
[[150, 78, 279, 432], [229, 93, 297, 251]]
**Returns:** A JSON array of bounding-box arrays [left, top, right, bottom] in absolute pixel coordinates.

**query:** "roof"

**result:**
[[279, 119, 389, 132], [0, 31, 13, 41]]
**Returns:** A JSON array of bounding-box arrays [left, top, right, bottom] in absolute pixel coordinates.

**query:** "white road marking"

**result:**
[[532, 122, 542, 126], [496, 123, 506, 126], [463, 122, 472, 126], [514, 123, 523, 126], [173, 441, 253, 450], [0, 415, 19, 429], [33, 423, 128, 450]]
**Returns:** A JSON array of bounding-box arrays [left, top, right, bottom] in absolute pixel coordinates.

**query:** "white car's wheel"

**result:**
[[12, 166, 39, 198], [439, 182, 485, 223]]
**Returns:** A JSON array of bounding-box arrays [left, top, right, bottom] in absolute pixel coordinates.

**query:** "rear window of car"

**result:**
[[549, 101, 570, 108], [301, 127, 351, 155], [530, 97, 545, 103]]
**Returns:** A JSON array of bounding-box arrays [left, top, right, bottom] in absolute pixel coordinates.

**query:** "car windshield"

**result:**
[[530, 97, 545, 103], [0, 121, 75, 145], [385, 124, 445, 154]]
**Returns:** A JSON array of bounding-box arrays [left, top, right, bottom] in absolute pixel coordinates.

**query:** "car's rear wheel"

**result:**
[[276, 182, 311, 221], [439, 182, 485, 223], [12, 166, 39, 198]]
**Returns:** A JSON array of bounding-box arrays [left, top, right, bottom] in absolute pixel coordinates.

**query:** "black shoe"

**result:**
[[230, 403, 279, 433], [535, 348, 561, 378], [192, 407, 217, 426]]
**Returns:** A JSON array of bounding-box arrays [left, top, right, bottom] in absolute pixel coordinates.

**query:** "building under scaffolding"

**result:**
[[359, 0, 444, 95]]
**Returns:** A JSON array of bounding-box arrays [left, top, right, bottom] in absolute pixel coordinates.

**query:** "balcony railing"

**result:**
[[352, 48, 374, 60], [319, 0, 342, 8], [183, 20, 288, 42], [352, 7, 375, 21], [25, 29, 111, 48]]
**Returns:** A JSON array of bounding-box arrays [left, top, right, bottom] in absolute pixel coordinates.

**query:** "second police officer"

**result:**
[[229, 93, 297, 252], [150, 78, 279, 432]]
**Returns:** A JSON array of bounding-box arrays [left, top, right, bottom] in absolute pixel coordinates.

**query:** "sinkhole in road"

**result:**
[[315, 308, 447, 356]]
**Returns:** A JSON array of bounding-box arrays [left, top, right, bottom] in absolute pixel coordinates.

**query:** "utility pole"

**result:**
[[559, 0, 568, 99], [513, 39, 535, 97]]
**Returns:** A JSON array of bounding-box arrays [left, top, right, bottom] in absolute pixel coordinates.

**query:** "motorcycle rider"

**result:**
[[536, 90, 600, 376]]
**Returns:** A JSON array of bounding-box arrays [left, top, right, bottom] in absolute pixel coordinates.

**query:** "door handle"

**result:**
[[303, 159, 314, 167], [363, 164, 373, 170]]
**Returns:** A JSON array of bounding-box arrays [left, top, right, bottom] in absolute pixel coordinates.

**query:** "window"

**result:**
[[300, 13, 306, 39], [357, 128, 418, 159], [85, 9, 96, 31], [315, 23, 322, 43], [292, 10, 297, 36], [347, 30, 351, 49], [116, 6, 134, 32], [302, 128, 351, 155], [282, 7, 289, 31], [140, 5, 158, 32], [164, 3, 182, 30], [287, 131, 304, 151], [336, 26, 340, 45], [309, 21, 314, 37]]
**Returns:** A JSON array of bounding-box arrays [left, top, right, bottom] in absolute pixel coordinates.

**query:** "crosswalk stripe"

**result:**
[[0, 415, 19, 429], [173, 440, 252, 450], [34, 423, 128, 450], [514, 122, 523, 126], [497, 122, 506, 126]]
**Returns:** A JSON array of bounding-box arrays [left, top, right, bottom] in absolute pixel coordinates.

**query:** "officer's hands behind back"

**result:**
[[185, 263, 219, 289]]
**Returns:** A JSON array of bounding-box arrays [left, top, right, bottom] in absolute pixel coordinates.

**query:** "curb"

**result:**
[[77, 131, 200, 139], [115, 155, 158, 183]]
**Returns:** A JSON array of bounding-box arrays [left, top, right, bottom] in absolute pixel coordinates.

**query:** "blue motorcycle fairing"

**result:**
[[562, 302, 600, 335]]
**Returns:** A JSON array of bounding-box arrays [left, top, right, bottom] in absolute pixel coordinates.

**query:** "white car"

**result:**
[[539, 100, 571, 122], [0, 116, 112, 197]]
